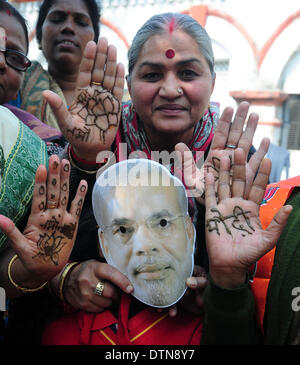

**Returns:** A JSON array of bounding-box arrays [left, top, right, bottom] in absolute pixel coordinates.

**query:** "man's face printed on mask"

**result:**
[[92, 159, 195, 308]]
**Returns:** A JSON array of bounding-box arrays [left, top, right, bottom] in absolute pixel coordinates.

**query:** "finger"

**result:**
[[46, 155, 61, 209], [205, 172, 217, 209], [30, 164, 47, 214], [218, 155, 231, 201], [91, 37, 108, 85], [69, 180, 88, 220], [231, 148, 246, 198], [210, 106, 234, 150], [237, 111, 259, 157], [262, 205, 293, 254], [102, 44, 117, 91], [248, 158, 271, 205], [175, 142, 198, 188], [167, 305, 177, 317], [93, 281, 119, 304], [245, 138, 270, 198], [226, 101, 250, 147], [0, 215, 27, 254], [77, 40, 97, 88], [95, 263, 134, 294], [186, 276, 208, 290], [112, 62, 125, 101], [59, 160, 71, 209]]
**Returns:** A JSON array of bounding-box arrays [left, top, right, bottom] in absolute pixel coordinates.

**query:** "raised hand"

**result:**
[[0, 155, 87, 282], [43, 37, 125, 161], [175, 102, 270, 203], [204, 148, 292, 288]]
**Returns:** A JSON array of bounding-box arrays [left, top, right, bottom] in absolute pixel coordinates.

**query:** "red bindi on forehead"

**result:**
[[165, 49, 175, 59]]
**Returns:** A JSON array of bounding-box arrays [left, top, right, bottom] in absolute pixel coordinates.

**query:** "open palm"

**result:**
[[205, 148, 292, 288], [175, 102, 270, 203], [43, 38, 125, 161], [0, 155, 87, 280]]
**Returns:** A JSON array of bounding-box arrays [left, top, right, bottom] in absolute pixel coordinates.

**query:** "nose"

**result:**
[[61, 16, 75, 34], [159, 73, 180, 99], [132, 225, 159, 256]]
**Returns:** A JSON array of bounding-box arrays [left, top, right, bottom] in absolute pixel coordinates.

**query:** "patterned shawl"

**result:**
[[0, 106, 48, 252], [20, 61, 67, 131]]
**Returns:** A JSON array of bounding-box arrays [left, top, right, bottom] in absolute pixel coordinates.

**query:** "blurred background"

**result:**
[[9, 0, 300, 182]]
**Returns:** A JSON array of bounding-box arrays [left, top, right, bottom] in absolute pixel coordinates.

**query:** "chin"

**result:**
[[133, 275, 186, 307]]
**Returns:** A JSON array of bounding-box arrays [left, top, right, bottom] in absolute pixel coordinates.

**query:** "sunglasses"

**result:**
[[0, 48, 31, 72]]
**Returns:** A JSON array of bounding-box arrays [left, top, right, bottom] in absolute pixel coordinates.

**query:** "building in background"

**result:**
[[9, 0, 300, 180]]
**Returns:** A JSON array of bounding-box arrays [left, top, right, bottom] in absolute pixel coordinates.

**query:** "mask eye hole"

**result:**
[[159, 218, 168, 227], [119, 226, 127, 234]]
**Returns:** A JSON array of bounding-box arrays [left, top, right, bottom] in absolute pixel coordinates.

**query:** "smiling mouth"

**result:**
[[57, 40, 78, 49]]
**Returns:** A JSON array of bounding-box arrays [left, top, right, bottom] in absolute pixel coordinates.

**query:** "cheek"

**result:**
[[186, 81, 213, 117], [130, 81, 156, 110], [6, 69, 22, 99]]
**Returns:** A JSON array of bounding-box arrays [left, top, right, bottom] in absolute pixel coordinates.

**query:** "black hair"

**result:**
[[36, 0, 101, 45], [0, 0, 29, 53]]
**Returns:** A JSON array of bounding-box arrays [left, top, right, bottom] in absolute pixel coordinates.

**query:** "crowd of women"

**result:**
[[0, 0, 298, 345]]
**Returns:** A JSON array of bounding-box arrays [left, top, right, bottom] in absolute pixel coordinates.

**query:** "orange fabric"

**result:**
[[251, 175, 300, 331]]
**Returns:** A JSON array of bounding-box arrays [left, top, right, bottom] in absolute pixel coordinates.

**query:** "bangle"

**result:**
[[58, 262, 80, 302], [68, 145, 99, 175], [7, 254, 47, 293]]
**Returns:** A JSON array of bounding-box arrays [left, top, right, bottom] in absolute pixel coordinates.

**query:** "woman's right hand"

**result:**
[[43, 37, 125, 162], [60, 260, 134, 312]]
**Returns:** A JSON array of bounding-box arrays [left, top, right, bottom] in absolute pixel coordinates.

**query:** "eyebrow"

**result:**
[[48, 10, 90, 18], [111, 218, 134, 226], [138, 58, 203, 70], [149, 210, 173, 220]]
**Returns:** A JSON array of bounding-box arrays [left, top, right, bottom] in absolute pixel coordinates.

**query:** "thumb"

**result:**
[[174, 142, 198, 187], [0, 215, 27, 254], [263, 205, 293, 253], [42, 90, 71, 133]]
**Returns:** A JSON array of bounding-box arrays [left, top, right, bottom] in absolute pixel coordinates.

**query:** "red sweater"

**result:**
[[42, 294, 203, 345]]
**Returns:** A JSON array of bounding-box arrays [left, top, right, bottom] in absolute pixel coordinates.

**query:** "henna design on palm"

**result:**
[[68, 87, 121, 144]]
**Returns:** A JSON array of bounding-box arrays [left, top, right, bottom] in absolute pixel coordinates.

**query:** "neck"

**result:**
[[48, 66, 78, 105], [143, 124, 195, 153]]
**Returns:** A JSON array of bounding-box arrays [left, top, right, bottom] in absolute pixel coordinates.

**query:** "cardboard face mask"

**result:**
[[92, 159, 195, 308]]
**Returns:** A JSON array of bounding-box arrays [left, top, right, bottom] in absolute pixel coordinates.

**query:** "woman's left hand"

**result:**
[[43, 37, 125, 161]]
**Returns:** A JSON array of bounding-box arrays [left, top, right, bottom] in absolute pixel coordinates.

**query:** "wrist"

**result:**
[[8, 255, 48, 293], [69, 145, 100, 172], [209, 267, 247, 289]]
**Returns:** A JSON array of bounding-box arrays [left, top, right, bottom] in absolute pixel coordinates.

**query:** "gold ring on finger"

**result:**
[[94, 281, 105, 296], [91, 81, 102, 86], [46, 200, 58, 209]]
